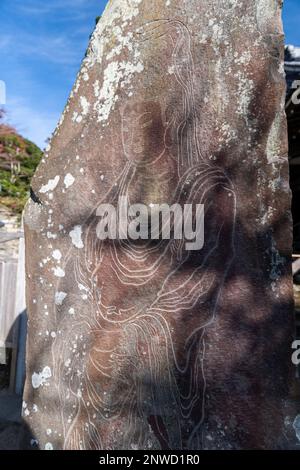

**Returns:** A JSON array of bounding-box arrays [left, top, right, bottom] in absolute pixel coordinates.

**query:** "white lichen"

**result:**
[[45, 443, 54, 450], [69, 225, 84, 249], [86, 0, 143, 67], [52, 250, 62, 261], [64, 173, 75, 189], [32, 366, 52, 389], [39, 176, 60, 194], [94, 60, 144, 123], [52, 267, 65, 278], [55, 291, 67, 306], [80, 96, 90, 116], [47, 232, 57, 240]]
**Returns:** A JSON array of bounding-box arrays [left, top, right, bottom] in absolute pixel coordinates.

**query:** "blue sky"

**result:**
[[0, 0, 299, 149], [283, 0, 300, 46], [0, 0, 107, 148]]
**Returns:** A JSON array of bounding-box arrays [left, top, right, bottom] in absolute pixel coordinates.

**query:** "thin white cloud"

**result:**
[[0, 27, 87, 67], [14, 0, 98, 20], [15, 33, 83, 66], [1, 0, 100, 66], [0, 0, 105, 148], [6, 97, 59, 149], [0, 31, 93, 69]]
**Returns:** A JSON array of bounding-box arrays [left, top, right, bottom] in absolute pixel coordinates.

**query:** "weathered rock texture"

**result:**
[[23, 0, 296, 450]]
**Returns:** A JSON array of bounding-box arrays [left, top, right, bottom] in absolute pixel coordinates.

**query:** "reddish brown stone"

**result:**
[[23, 0, 296, 450]]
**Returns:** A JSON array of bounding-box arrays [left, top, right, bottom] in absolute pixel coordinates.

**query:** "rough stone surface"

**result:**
[[0, 206, 21, 259], [23, 0, 296, 450]]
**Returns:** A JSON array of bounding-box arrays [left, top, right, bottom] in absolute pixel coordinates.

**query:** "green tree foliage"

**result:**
[[0, 122, 43, 214]]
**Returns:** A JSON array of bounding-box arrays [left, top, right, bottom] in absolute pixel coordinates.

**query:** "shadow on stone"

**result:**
[[0, 313, 38, 450]]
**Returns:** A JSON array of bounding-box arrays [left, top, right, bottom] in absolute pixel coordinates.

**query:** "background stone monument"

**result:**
[[23, 0, 297, 449]]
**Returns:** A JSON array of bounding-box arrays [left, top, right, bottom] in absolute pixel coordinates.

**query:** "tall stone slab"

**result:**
[[23, 0, 296, 449]]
